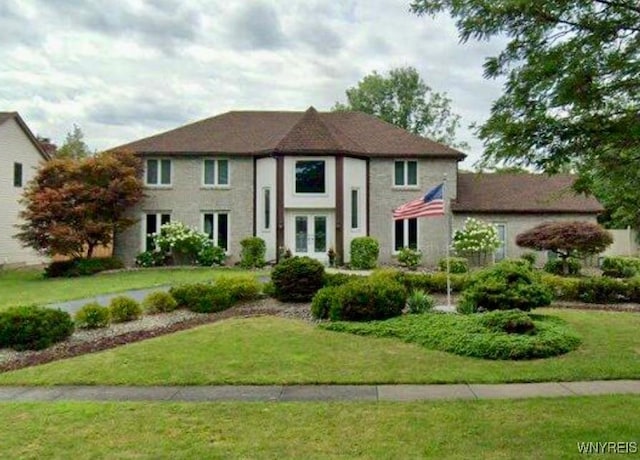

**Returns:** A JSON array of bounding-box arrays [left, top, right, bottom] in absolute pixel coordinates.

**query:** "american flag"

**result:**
[[392, 183, 445, 220]]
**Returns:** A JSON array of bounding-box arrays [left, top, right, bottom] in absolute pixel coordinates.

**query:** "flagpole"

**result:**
[[443, 173, 452, 309]]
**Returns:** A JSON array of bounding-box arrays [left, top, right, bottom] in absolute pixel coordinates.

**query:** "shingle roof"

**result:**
[[0, 112, 50, 160], [116, 107, 464, 159], [452, 173, 603, 214]]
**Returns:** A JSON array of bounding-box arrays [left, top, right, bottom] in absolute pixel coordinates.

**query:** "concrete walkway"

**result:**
[[46, 286, 172, 315], [1, 381, 639, 402]]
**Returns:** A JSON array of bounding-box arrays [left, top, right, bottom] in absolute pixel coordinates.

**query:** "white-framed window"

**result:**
[[144, 212, 171, 251], [146, 159, 172, 186], [394, 218, 418, 251], [13, 162, 23, 187], [494, 223, 507, 261], [351, 188, 359, 230], [203, 159, 229, 186], [295, 160, 326, 194], [263, 187, 271, 231], [203, 212, 229, 251], [394, 160, 418, 187]]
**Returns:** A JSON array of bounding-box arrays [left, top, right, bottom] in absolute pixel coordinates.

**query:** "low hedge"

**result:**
[[322, 311, 581, 360], [328, 278, 407, 322], [601, 256, 640, 278], [45, 257, 124, 278], [0, 306, 74, 350], [169, 283, 234, 313], [438, 257, 469, 274], [544, 258, 581, 276], [215, 275, 262, 302], [142, 292, 178, 314]]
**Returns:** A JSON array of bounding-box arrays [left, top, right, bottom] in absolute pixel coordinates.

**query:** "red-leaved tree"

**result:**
[[516, 221, 613, 274], [16, 150, 144, 258]]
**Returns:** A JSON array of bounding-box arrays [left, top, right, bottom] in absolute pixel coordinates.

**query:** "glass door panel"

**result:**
[[295, 216, 308, 253], [314, 216, 327, 253]]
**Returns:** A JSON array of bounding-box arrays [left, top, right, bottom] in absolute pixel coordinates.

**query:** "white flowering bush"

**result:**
[[452, 218, 501, 265], [153, 221, 215, 265]]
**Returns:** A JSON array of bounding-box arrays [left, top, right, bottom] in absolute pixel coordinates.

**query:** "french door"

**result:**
[[293, 214, 329, 259]]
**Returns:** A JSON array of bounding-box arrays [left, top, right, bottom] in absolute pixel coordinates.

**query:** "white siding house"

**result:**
[[0, 112, 50, 267]]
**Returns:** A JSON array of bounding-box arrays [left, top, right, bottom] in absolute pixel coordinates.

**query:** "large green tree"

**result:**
[[333, 66, 469, 149], [411, 0, 640, 171], [411, 0, 640, 235], [56, 124, 92, 159]]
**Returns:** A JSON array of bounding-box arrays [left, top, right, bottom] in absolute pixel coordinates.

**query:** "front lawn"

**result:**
[[1, 309, 638, 385], [1, 396, 638, 458], [0, 267, 265, 309]]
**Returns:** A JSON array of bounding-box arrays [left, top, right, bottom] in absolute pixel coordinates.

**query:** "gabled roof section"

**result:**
[[452, 173, 604, 214], [0, 112, 51, 160], [115, 107, 465, 159], [274, 106, 364, 153]]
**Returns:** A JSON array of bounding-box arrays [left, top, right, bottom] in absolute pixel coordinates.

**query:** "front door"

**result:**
[[294, 214, 329, 260]]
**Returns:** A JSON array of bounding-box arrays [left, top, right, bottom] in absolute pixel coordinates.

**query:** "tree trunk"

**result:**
[[87, 243, 95, 259]]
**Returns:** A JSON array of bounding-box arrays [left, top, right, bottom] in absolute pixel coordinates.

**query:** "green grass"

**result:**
[[322, 311, 581, 360], [0, 396, 637, 459], [0, 267, 265, 309], [1, 309, 638, 385]]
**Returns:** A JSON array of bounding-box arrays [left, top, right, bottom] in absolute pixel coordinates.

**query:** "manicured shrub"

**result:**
[[240, 237, 266, 269], [169, 283, 233, 313], [350, 237, 379, 270], [271, 256, 325, 302], [544, 258, 581, 276], [438, 257, 468, 274], [458, 260, 552, 313], [135, 250, 168, 268], [74, 302, 110, 329], [311, 286, 339, 319], [323, 272, 362, 287], [601, 256, 640, 278], [540, 274, 581, 301], [142, 291, 178, 314], [215, 275, 262, 302], [520, 252, 537, 267], [397, 247, 422, 270], [478, 310, 536, 335], [196, 245, 226, 267], [370, 268, 405, 284], [576, 277, 630, 303], [45, 257, 124, 278], [329, 278, 407, 321], [108, 296, 142, 323], [406, 290, 435, 314], [0, 306, 74, 350]]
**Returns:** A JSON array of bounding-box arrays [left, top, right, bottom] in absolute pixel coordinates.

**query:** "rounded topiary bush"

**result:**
[[108, 296, 142, 323], [169, 283, 234, 313], [0, 306, 74, 350], [350, 237, 379, 270], [478, 310, 536, 335], [239, 237, 266, 269], [271, 256, 325, 302], [215, 275, 262, 302], [458, 259, 552, 313], [311, 286, 339, 319], [75, 302, 111, 328], [329, 278, 407, 321], [142, 291, 178, 314]]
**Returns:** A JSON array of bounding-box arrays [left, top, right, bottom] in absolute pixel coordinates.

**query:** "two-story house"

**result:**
[[114, 107, 602, 266], [0, 112, 50, 267]]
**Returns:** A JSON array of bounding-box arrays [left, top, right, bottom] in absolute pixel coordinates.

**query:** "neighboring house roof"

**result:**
[[116, 106, 464, 159], [452, 173, 604, 214], [0, 112, 51, 160]]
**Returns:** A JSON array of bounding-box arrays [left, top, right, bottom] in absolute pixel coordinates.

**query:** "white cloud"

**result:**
[[0, 0, 507, 166]]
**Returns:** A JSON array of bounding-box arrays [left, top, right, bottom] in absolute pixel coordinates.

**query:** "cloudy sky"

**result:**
[[1, 0, 506, 166]]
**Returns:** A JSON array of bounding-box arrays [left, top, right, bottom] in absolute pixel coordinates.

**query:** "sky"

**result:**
[[0, 0, 506, 167]]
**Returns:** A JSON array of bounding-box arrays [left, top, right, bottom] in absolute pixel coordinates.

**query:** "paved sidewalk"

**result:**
[[1, 381, 639, 402], [46, 286, 172, 315]]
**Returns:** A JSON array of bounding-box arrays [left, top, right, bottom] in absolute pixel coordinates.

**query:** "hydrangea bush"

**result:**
[[452, 218, 501, 266], [142, 221, 225, 266]]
